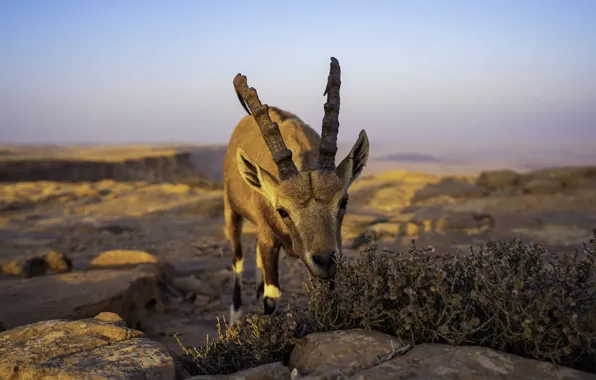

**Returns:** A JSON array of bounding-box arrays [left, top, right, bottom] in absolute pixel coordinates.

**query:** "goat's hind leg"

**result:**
[[225, 203, 244, 324]]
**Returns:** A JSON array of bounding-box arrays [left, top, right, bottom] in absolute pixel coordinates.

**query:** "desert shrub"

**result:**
[[176, 307, 307, 375], [179, 231, 596, 375]]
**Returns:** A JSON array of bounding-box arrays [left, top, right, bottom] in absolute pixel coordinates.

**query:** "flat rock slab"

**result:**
[[350, 343, 596, 380], [287, 329, 596, 380], [288, 329, 405, 378], [0, 312, 176, 380], [0, 268, 162, 330], [189, 362, 291, 380]]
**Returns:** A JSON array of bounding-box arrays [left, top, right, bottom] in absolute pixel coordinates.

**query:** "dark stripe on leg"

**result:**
[[233, 274, 242, 311]]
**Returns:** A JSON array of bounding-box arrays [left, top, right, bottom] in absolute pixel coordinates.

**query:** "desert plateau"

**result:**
[[0, 143, 595, 379]]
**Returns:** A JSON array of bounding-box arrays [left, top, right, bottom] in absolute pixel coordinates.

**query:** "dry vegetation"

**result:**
[[179, 233, 596, 376]]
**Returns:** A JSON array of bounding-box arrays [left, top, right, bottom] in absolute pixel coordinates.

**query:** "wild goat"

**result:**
[[223, 57, 369, 323]]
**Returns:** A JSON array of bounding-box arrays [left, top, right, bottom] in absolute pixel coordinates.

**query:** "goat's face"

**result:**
[[236, 131, 368, 279]]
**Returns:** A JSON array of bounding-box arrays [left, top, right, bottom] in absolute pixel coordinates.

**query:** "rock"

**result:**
[[4, 257, 49, 277], [286, 330, 596, 379], [188, 362, 291, 379], [43, 249, 73, 273], [95, 311, 127, 324], [350, 343, 596, 380], [368, 222, 423, 238], [0, 268, 163, 331], [90, 249, 158, 268], [477, 169, 521, 190], [0, 250, 72, 278], [288, 329, 405, 378], [0, 151, 199, 183], [0, 312, 176, 380], [368, 223, 401, 238], [512, 224, 593, 246], [172, 275, 202, 294], [523, 166, 596, 186], [435, 212, 495, 235], [0, 321, 5, 332], [412, 177, 488, 203], [521, 178, 563, 194], [342, 213, 385, 241], [1, 257, 48, 277]]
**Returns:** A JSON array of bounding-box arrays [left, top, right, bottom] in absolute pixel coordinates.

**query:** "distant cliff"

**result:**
[[0, 152, 203, 183]]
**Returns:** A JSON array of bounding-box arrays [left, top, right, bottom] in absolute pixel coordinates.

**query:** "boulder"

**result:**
[[522, 166, 596, 185], [0, 312, 177, 380], [412, 177, 488, 203], [42, 249, 73, 273], [477, 169, 521, 190], [408, 207, 494, 236], [285, 329, 596, 379], [521, 178, 563, 194], [288, 329, 405, 378], [367, 222, 423, 239], [189, 362, 291, 380], [350, 343, 596, 380], [435, 212, 495, 235], [0, 268, 163, 331]]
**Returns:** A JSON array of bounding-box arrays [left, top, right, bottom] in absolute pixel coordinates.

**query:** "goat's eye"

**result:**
[[339, 198, 348, 209], [277, 208, 289, 218]]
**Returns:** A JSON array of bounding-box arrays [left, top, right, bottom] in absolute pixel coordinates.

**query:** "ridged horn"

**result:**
[[233, 73, 299, 180], [319, 57, 341, 171]]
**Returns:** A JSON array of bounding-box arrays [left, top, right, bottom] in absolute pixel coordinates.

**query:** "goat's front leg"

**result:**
[[257, 229, 281, 315]]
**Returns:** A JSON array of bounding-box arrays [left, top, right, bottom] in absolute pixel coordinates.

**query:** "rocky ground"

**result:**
[[1, 163, 595, 378], [3, 316, 594, 379]]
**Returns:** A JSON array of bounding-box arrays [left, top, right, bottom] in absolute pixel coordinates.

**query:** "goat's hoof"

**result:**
[[263, 297, 278, 315]]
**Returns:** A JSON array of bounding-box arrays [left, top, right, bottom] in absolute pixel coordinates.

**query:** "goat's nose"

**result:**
[[311, 252, 336, 270]]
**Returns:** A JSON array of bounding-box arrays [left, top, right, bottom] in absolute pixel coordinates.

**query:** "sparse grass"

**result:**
[[179, 231, 596, 376]]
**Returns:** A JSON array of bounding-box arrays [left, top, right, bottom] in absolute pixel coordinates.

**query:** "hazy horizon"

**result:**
[[1, 0, 595, 147]]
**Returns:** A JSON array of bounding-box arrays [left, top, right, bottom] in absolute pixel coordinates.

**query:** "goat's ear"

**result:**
[[336, 130, 369, 190], [236, 147, 279, 205]]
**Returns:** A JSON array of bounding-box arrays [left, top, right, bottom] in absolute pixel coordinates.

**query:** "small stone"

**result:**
[[90, 250, 158, 267], [43, 250, 73, 273], [94, 312, 123, 323], [1, 257, 48, 278], [172, 275, 202, 294]]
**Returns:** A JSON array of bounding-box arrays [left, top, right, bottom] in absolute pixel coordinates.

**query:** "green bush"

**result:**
[[179, 231, 596, 376]]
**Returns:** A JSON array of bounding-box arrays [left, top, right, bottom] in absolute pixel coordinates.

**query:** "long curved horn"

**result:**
[[233, 73, 299, 180], [319, 57, 341, 171]]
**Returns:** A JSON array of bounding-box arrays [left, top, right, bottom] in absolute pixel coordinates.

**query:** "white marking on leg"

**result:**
[[256, 246, 263, 286], [256, 246, 263, 269], [229, 304, 243, 324], [233, 257, 244, 274]]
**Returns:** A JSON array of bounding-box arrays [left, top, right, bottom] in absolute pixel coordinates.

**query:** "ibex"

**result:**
[[223, 57, 369, 323]]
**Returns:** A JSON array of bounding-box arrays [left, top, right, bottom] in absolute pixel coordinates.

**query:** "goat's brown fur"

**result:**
[[223, 58, 369, 322]]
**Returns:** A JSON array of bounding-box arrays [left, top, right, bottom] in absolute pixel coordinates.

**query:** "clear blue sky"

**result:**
[[1, 0, 595, 145]]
